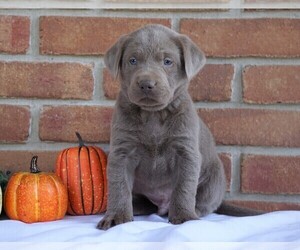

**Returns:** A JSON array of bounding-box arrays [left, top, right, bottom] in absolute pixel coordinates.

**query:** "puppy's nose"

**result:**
[[138, 79, 156, 93]]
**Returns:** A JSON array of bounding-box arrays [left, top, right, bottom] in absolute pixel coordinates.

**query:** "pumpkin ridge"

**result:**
[[78, 146, 86, 215], [86, 146, 95, 215], [97, 147, 107, 213], [35, 174, 40, 222], [16, 174, 34, 223], [92, 146, 103, 213], [5, 173, 23, 220], [48, 174, 61, 220], [64, 149, 76, 215], [16, 173, 30, 222], [55, 152, 63, 181]]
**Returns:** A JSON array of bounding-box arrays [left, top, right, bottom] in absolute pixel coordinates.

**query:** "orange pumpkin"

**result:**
[[4, 156, 68, 223], [55, 132, 107, 215]]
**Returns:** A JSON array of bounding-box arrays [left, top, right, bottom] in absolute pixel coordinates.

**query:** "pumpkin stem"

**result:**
[[76, 132, 85, 147], [30, 156, 41, 174]]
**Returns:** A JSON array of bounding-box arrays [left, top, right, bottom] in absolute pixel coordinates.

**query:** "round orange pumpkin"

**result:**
[[4, 156, 68, 223], [55, 132, 107, 215]]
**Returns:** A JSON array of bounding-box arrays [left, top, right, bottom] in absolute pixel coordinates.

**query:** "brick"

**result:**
[[39, 106, 113, 143], [227, 200, 300, 212], [0, 151, 59, 173], [219, 153, 231, 191], [0, 105, 30, 143], [189, 64, 233, 102], [243, 65, 300, 104], [40, 17, 171, 55], [180, 19, 300, 57], [198, 109, 300, 147], [0, 16, 30, 54], [103, 68, 120, 100], [0, 62, 94, 100], [103, 64, 233, 102], [241, 155, 300, 194]]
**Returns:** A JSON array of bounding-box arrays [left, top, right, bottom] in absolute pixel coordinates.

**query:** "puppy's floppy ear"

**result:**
[[104, 35, 128, 79], [178, 35, 206, 81]]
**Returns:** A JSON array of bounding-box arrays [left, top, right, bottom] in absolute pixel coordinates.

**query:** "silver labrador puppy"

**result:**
[[98, 24, 246, 230]]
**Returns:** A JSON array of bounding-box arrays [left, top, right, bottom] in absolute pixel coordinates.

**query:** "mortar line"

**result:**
[[0, 8, 300, 19], [1, 97, 299, 111], [217, 146, 300, 156], [27, 103, 42, 144], [0, 142, 110, 152], [29, 11, 40, 56], [231, 63, 243, 103], [1, 55, 299, 65], [92, 60, 105, 102], [0, 98, 116, 107], [229, 150, 242, 196], [225, 193, 300, 203], [171, 15, 180, 32]]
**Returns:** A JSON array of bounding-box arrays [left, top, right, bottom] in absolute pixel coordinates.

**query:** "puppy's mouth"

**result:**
[[139, 97, 159, 106], [138, 97, 166, 111]]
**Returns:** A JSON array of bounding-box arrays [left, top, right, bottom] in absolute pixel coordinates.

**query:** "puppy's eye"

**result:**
[[164, 58, 173, 66], [129, 57, 137, 65]]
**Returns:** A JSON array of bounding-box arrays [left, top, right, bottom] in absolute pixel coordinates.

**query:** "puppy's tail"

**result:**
[[215, 202, 263, 216]]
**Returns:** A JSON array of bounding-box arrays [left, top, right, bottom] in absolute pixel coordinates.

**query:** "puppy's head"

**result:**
[[105, 24, 206, 111]]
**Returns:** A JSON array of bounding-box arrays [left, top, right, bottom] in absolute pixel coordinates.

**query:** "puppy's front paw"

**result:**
[[168, 212, 199, 225], [97, 212, 134, 230]]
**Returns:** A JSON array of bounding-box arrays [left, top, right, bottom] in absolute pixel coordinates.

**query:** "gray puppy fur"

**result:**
[[98, 24, 244, 230]]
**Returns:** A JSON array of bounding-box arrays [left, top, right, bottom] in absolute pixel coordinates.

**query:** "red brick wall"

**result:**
[[0, 9, 299, 212]]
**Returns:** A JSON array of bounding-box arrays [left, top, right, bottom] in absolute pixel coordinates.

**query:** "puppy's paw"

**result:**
[[97, 212, 134, 230], [168, 212, 199, 225]]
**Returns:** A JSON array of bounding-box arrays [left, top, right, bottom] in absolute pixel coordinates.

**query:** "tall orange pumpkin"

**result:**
[[55, 132, 107, 215], [4, 156, 68, 223]]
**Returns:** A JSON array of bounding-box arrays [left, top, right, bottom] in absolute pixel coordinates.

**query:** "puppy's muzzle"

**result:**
[[137, 78, 157, 94], [128, 69, 171, 111]]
